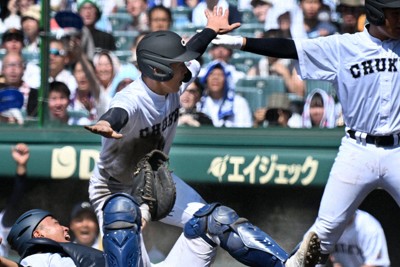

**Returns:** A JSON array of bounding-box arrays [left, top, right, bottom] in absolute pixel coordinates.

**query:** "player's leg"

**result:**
[[379, 145, 400, 207], [159, 174, 207, 227], [89, 168, 153, 265], [311, 137, 379, 262], [184, 203, 307, 267], [153, 233, 217, 267], [102, 192, 150, 267]]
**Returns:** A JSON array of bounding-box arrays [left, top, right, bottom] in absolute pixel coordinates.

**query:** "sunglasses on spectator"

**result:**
[[49, 48, 67, 57]]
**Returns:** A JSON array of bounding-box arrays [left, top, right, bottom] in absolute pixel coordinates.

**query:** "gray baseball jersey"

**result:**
[[332, 210, 390, 267]]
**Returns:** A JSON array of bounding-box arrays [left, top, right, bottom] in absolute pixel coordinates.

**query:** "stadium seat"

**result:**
[[114, 50, 132, 63], [108, 13, 133, 31], [229, 52, 263, 71], [235, 87, 264, 113], [113, 31, 139, 51], [236, 76, 286, 108], [233, 23, 265, 37], [240, 9, 259, 24], [306, 80, 335, 98]]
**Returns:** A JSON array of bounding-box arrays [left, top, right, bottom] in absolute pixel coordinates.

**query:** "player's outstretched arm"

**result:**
[[204, 6, 240, 34], [0, 256, 18, 267], [84, 120, 123, 139]]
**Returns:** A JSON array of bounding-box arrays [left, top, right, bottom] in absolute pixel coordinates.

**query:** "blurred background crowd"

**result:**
[[0, 0, 365, 128]]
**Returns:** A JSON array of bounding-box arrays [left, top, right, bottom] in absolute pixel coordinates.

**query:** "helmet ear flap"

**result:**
[[138, 52, 174, 82]]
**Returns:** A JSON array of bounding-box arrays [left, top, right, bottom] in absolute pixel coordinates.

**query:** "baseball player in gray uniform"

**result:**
[[85, 6, 319, 267], [212, 0, 400, 265], [330, 209, 390, 267]]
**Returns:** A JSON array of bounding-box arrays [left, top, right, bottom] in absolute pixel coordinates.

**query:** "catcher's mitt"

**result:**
[[132, 150, 176, 221]]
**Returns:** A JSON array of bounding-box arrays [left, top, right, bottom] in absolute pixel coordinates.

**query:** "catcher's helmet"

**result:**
[[365, 0, 400, 25], [7, 209, 52, 255], [136, 31, 200, 82]]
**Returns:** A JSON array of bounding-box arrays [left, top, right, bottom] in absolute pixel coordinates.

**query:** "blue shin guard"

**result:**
[[102, 193, 142, 267], [184, 203, 288, 267]]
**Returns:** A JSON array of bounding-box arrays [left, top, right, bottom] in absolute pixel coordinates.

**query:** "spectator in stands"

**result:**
[[0, 143, 30, 257], [71, 55, 108, 123], [20, 4, 40, 53], [124, 0, 149, 32], [0, 52, 37, 117], [148, 5, 172, 32], [253, 92, 302, 128], [302, 88, 338, 128], [199, 44, 245, 84], [250, 0, 273, 26], [69, 201, 102, 250], [329, 209, 390, 267], [300, 0, 338, 38], [48, 81, 90, 125], [247, 29, 305, 97], [93, 50, 120, 101], [48, 38, 78, 97], [1, 28, 23, 54], [179, 78, 213, 127], [77, 0, 116, 52], [200, 61, 252, 127], [0, 28, 40, 89], [1, 0, 23, 30], [335, 0, 365, 34], [192, 0, 242, 28]]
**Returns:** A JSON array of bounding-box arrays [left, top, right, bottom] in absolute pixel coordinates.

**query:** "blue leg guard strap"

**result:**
[[184, 203, 288, 267], [102, 193, 142, 267]]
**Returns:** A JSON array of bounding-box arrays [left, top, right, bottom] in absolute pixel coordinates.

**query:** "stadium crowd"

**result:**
[[0, 0, 363, 128]]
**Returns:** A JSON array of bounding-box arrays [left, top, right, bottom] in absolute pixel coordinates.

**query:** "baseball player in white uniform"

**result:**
[[330, 209, 390, 267], [212, 0, 400, 265], [85, 6, 319, 267]]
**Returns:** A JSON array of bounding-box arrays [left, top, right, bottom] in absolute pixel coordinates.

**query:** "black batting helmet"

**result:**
[[365, 0, 400, 25], [136, 31, 200, 82], [7, 209, 52, 255]]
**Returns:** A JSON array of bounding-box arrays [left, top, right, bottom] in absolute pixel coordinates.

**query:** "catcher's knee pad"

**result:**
[[102, 193, 142, 267], [184, 203, 288, 267]]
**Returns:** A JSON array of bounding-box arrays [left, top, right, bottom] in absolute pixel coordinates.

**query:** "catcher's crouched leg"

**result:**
[[184, 203, 288, 267], [102, 193, 142, 267]]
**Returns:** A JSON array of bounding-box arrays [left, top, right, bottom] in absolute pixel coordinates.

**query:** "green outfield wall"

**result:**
[[0, 125, 344, 186]]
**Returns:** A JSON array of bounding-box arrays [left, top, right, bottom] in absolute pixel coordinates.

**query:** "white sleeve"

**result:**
[[180, 60, 201, 94], [294, 35, 340, 81], [20, 253, 77, 267]]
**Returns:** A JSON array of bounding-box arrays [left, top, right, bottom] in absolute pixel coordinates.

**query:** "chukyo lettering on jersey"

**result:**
[[350, 58, 398, 78], [139, 107, 180, 138]]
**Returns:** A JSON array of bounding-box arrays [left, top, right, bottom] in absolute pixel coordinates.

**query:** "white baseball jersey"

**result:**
[[295, 26, 400, 135], [296, 25, 400, 255], [331, 210, 390, 267]]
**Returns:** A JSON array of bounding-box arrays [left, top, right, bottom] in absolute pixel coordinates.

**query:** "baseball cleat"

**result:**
[[285, 231, 321, 267]]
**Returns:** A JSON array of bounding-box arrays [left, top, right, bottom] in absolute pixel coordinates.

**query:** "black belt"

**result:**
[[347, 130, 400, 147]]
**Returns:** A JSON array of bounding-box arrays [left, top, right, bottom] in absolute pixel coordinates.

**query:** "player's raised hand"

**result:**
[[84, 120, 123, 139], [205, 6, 240, 34]]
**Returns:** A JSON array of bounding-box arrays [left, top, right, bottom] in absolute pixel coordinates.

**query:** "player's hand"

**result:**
[[84, 120, 123, 139], [205, 6, 240, 34], [212, 34, 244, 50]]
